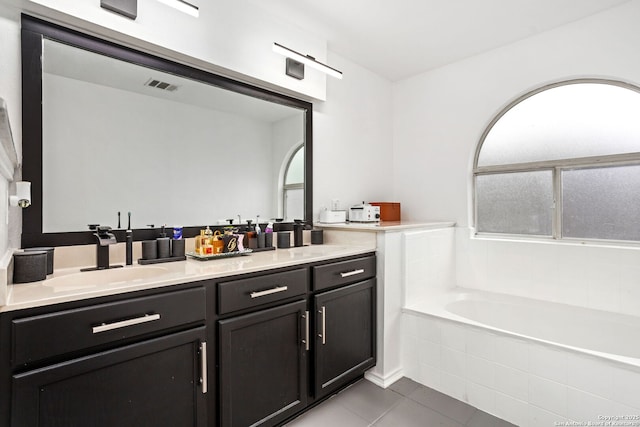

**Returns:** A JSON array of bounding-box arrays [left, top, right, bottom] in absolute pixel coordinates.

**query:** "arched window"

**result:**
[[283, 144, 304, 220], [474, 79, 640, 242]]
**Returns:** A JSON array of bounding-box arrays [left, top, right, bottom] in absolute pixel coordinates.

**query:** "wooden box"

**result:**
[[370, 202, 401, 221]]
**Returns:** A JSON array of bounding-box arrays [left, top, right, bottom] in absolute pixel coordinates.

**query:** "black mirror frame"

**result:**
[[20, 15, 313, 247]]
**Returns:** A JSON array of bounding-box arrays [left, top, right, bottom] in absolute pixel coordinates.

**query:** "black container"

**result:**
[[13, 251, 47, 283], [248, 237, 258, 250], [24, 247, 54, 274], [293, 222, 304, 247], [277, 232, 291, 249], [171, 239, 185, 257], [264, 233, 273, 248], [142, 240, 158, 260], [257, 233, 266, 248], [157, 237, 171, 259], [311, 229, 324, 245]]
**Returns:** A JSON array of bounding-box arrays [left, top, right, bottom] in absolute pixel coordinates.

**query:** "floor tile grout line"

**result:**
[[367, 395, 408, 426], [333, 390, 406, 426]]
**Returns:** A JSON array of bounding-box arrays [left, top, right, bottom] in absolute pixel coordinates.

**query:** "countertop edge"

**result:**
[[314, 221, 456, 232], [2, 245, 375, 313]]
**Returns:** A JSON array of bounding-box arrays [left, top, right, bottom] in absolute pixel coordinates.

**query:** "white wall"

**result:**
[[0, 4, 22, 259], [42, 73, 284, 230], [313, 51, 394, 217], [393, 1, 640, 311], [15, 0, 328, 100], [393, 0, 640, 225], [0, 1, 395, 259]]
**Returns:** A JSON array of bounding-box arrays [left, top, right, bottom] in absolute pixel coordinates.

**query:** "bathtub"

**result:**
[[402, 288, 640, 425], [405, 288, 640, 367]]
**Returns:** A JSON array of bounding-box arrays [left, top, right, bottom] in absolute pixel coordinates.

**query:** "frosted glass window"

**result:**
[[476, 171, 553, 235], [478, 83, 640, 167], [285, 146, 304, 185], [562, 165, 640, 241]]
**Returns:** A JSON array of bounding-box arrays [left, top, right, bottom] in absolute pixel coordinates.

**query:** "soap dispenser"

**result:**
[[157, 224, 171, 259]]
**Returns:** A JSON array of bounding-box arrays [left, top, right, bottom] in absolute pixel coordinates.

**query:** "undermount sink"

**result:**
[[44, 266, 171, 290]]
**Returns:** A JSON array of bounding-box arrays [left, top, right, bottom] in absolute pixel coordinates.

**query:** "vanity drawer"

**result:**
[[12, 287, 206, 367], [313, 255, 376, 291], [218, 268, 308, 315]]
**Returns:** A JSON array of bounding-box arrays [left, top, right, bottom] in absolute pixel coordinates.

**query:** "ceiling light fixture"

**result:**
[[157, 0, 199, 17], [273, 42, 343, 80]]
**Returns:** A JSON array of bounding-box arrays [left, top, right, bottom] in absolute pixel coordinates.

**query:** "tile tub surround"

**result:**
[[402, 312, 640, 427], [315, 222, 457, 388], [455, 227, 640, 316]]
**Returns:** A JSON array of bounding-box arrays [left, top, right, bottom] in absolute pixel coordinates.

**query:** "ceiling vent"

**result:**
[[144, 78, 178, 92]]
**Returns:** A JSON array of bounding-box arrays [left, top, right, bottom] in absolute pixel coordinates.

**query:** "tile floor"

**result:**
[[285, 377, 516, 427]]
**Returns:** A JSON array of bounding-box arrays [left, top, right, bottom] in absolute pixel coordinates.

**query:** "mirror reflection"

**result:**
[[41, 39, 306, 232]]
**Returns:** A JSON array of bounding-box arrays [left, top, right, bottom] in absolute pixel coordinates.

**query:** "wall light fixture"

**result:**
[[157, 0, 199, 17], [9, 181, 31, 208], [273, 42, 343, 80]]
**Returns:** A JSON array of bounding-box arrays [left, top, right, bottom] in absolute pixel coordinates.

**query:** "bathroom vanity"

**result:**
[[0, 246, 376, 427]]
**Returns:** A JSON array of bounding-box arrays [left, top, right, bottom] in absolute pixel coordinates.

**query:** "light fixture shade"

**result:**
[[157, 0, 199, 17], [273, 42, 343, 79], [100, 0, 137, 19], [9, 181, 31, 208]]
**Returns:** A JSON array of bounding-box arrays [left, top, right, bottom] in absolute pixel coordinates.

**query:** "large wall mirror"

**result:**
[[21, 16, 312, 246]]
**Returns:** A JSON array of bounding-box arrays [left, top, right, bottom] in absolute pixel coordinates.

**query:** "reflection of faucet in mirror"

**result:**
[[81, 225, 123, 272]]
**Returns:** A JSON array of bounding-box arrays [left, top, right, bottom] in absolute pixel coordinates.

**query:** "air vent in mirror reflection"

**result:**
[[144, 78, 178, 92]]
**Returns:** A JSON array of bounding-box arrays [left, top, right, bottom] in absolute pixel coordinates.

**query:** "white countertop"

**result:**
[[3, 244, 375, 312], [315, 220, 455, 231]]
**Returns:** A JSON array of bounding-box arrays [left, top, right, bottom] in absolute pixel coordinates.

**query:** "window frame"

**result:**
[[282, 144, 305, 220], [473, 78, 640, 244]]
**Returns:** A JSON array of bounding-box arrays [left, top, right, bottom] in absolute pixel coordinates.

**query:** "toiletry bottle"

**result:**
[[265, 222, 274, 248], [195, 230, 206, 255], [212, 230, 223, 254], [202, 226, 214, 255]]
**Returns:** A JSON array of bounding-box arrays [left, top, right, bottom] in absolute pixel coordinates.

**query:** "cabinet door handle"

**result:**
[[318, 306, 326, 345], [250, 285, 288, 299], [200, 341, 208, 394], [92, 313, 161, 334], [340, 269, 365, 278], [302, 311, 310, 351]]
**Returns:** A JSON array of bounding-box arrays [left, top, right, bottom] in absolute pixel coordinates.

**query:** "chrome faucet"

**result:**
[[81, 225, 123, 271]]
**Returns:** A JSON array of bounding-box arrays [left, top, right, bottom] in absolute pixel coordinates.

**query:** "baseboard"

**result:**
[[364, 367, 404, 389]]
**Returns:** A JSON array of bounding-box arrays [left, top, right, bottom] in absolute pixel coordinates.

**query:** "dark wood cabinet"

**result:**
[[11, 327, 207, 427], [313, 279, 376, 399], [218, 300, 308, 427], [0, 253, 376, 427]]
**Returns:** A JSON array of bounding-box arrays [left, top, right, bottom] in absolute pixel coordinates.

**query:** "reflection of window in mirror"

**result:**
[[474, 79, 640, 242], [283, 145, 304, 221]]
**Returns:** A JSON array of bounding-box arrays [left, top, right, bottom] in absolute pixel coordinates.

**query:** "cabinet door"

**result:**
[[314, 279, 376, 398], [12, 327, 207, 427], [219, 300, 308, 427]]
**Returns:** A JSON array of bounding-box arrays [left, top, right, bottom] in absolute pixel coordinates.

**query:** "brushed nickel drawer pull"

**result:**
[[92, 313, 161, 334], [250, 286, 288, 299], [302, 311, 310, 351], [318, 306, 326, 345], [200, 341, 208, 394], [340, 269, 365, 278]]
